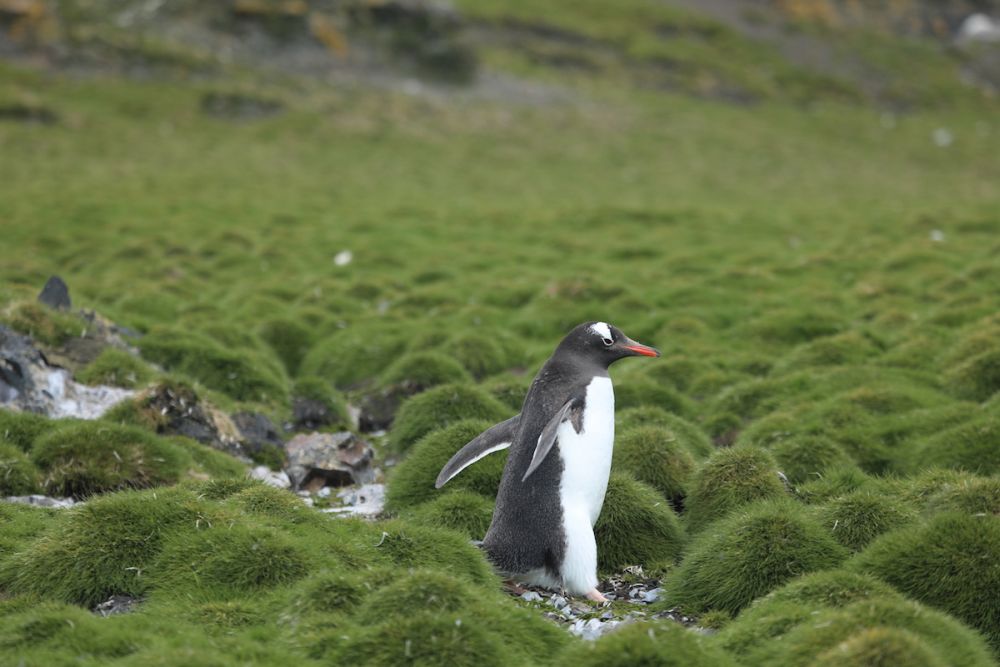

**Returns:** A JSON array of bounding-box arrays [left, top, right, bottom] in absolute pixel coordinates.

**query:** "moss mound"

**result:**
[[0, 502, 56, 557], [613, 425, 696, 509], [386, 419, 507, 511], [300, 326, 406, 390], [138, 328, 287, 403], [913, 415, 1000, 475], [817, 491, 918, 551], [615, 407, 713, 458], [924, 476, 1000, 515], [0, 442, 41, 495], [594, 472, 686, 571], [406, 489, 494, 539], [556, 619, 737, 667], [257, 316, 313, 375], [356, 569, 474, 624], [849, 511, 1000, 648], [445, 331, 511, 379], [665, 499, 848, 614], [1, 301, 82, 347], [684, 446, 788, 532], [0, 410, 58, 452], [614, 377, 692, 417], [284, 571, 369, 616], [380, 350, 472, 389], [795, 465, 875, 503], [769, 435, 855, 485], [151, 523, 309, 601], [774, 331, 879, 372], [389, 384, 510, 453], [483, 374, 531, 411], [75, 347, 154, 388], [169, 436, 247, 479], [0, 601, 140, 665], [947, 348, 1000, 402], [746, 598, 996, 667], [717, 569, 902, 655], [811, 627, 948, 667], [31, 421, 188, 497], [0, 487, 211, 606], [371, 519, 497, 587]]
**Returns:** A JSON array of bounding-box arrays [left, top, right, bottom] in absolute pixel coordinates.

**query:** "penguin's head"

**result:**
[[560, 321, 660, 367]]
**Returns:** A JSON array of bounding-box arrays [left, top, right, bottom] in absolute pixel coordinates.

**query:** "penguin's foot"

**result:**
[[585, 588, 608, 603]]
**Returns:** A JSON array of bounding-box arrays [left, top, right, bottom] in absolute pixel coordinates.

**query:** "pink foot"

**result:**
[[585, 588, 608, 603]]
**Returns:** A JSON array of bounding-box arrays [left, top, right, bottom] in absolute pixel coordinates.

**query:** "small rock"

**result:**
[[333, 250, 353, 266], [957, 13, 1000, 44], [549, 595, 568, 610], [317, 486, 332, 498], [249, 465, 291, 489], [520, 591, 542, 602], [930, 229, 946, 242], [284, 431, 374, 490], [92, 595, 139, 617], [37, 275, 71, 310], [932, 127, 954, 147], [569, 618, 620, 641], [322, 483, 386, 517], [232, 412, 284, 458], [3, 494, 76, 509], [640, 587, 663, 603]]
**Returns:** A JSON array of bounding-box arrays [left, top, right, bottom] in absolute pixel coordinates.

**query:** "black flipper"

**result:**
[[435, 415, 520, 489], [522, 394, 585, 482]]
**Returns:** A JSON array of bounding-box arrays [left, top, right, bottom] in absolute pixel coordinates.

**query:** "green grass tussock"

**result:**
[[371, 519, 498, 587], [299, 326, 407, 390], [0, 486, 213, 606], [615, 407, 713, 458], [816, 490, 918, 551], [923, 476, 1000, 516], [557, 619, 737, 667], [406, 489, 495, 539], [684, 446, 788, 532], [389, 385, 511, 453], [613, 425, 695, 509], [810, 627, 949, 667], [0, 301, 83, 347], [947, 348, 1000, 402], [31, 421, 189, 498], [386, 419, 507, 510], [0, 442, 41, 495], [75, 347, 154, 388], [291, 376, 350, 429], [664, 499, 848, 615], [849, 512, 1000, 649], [769, 435, 856, 485], [594, 472, 685, 571], [912, 415, 1000, 475], [0, 503, 57, 558], [744, 598, 997, 667], [380, 350, 473, 389], [717, 570, 902, 655], [0, 410, 58, 452]]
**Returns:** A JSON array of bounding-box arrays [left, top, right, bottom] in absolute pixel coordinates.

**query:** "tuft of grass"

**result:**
[[75, 347, 154, 388], [299, 326, 407, 390], [810, 627, 948, 667], [0, 486, 213, 606], [717, 569, 902, 656], [795, 465, 876, 503], [816, 490, 918, 551], [612, 425, 696, 509], [556, 619, 737, 667], [0, 410, 58, 453], [0, 442, 41, 495], [150, 523, 310, 602], [614, 377, 693, 417], [947, 348, 1000, 402], [848, 511, 1000, 649], [389, 384, 511, 453], [446, 330, 512, 380], [615, 407, 713, 458], [684, 446, 788, 532], [380, 350, 473, 389], [371, 519, 498, 587], [923, 476, 1000, 516], [291, 376, 350, 429], [0, 502, 57, 558], [663, 499, 848, 615], [257, 316, 314, 375], [405, 489, 495, 539], [744, 597, 997, 667], [0, 301, 83, 347], [386, 419, 508, 511], [769, 435, 856, 485], [30, 421, 189, 498], [594, 472, 685, 571], [138, 328, 287, 403], [912, 415, 1000, 475], [355, 569, 474, 624]]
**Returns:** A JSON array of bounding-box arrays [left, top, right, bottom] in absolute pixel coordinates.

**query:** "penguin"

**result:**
[[435, 321, 659, 602]]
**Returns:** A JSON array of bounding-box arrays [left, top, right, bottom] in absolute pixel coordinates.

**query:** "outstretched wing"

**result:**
[[435, 415, 521, 489], [522, 393, 585, 482]]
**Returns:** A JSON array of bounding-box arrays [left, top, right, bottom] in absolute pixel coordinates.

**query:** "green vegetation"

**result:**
[[1, 0, 999, 662], [849, 512, 1000, 649], [683, 446, 788, 532], [389, 384, 511, 453], [663, 499, 848, 615]]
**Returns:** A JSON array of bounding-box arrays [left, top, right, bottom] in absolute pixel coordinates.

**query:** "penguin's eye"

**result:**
[[602, 337, 613, 347]]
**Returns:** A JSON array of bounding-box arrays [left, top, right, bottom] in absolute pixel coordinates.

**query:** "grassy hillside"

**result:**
[[1, 0, 999, 664]]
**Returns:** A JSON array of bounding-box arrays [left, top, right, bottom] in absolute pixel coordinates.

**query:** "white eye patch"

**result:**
[[589, 322, 612, 340]]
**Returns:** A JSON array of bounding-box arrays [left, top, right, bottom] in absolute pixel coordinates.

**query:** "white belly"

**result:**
[[556, 376, 614, 593]]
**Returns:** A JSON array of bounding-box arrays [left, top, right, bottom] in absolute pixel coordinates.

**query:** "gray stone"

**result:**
[[4, 494, 76, 509], [249, 465, 291, 489], [92, 595, 139, 617], [37, 275, 71, 310], [284, 431, 374, 490], [323, 483, 385, 518]]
